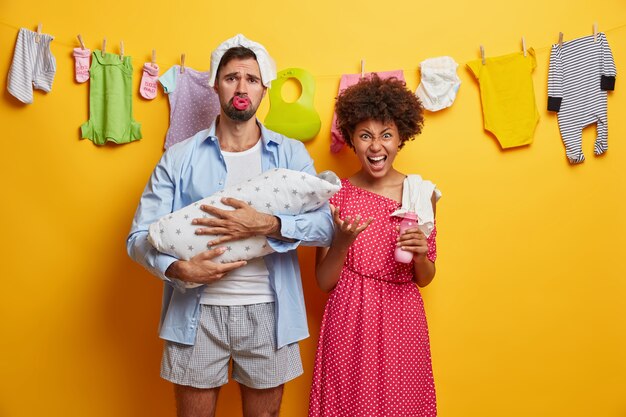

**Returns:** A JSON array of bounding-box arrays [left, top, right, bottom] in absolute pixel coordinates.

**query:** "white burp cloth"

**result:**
[[208, 33, 277, 87], [415, 56, 461, 112], [390, 175, 441, 237]]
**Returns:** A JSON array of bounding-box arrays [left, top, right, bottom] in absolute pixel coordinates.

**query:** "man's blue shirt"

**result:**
[[126, 121, 333, 348]]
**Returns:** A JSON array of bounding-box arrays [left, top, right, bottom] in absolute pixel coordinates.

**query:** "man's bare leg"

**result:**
[[240, 384, 284, 417], [174, 384, 220, 417]]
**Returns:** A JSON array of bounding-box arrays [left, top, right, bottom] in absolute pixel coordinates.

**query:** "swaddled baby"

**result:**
[[148, 168, 340, 287]]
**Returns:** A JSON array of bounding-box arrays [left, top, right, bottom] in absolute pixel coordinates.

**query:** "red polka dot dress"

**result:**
[[309, 179, 437, 417]]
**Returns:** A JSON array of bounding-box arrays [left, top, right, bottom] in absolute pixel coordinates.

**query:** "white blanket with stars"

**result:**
[[148, 168, 340, 265]]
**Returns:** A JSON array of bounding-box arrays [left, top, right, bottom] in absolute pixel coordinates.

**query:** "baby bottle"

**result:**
[[394, 210, 418, 263]]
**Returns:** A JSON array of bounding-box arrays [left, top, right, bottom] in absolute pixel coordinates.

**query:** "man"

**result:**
[[126, 34, 333, 417]]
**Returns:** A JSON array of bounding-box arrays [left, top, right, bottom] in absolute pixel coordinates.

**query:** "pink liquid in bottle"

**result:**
[[394, 211, 418, 263]]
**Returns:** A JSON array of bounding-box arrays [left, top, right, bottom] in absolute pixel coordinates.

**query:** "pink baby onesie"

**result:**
[[330, 70, 405, 153]]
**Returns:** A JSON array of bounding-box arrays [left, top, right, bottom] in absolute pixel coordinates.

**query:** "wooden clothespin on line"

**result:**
[[102, 37, 107, 56], [522, 36, 527, 57], [35, 23, 42, 43], [593, 22, 598, 42], [120, 40, 124, 61], [480, 45, 485, 65], [77, 34, 86, 50], [180, 53, 186, 73], [152, 49, 157, 68], [558, 32, 564, 48], [360, 59, 365, 79]]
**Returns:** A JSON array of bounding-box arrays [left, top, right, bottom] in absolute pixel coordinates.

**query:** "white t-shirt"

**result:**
[[200, 139, 274, 306]]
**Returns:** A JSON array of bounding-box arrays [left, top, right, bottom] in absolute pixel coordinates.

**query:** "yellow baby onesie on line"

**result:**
[[467, 48, 539, 149]]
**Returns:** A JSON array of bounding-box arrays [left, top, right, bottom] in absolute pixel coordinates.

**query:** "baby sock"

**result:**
[[140, 63, 159, 99], [72, 48, 91, 83]]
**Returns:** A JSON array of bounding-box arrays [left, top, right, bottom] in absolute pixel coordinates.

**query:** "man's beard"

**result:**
[[223, 99, 256, 122]]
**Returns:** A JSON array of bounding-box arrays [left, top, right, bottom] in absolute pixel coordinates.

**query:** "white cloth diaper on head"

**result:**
[[415, 56, 461, 112], [208, 34, 277, 87]]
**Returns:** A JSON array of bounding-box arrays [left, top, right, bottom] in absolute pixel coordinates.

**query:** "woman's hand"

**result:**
[[315, 204, 374, 293], [330, 204, 374, 249], [396, 226, 429, 261], [399, 225, 436, 287]]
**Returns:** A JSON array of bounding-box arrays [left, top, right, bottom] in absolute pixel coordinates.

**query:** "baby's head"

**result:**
[[335, 75, 424, 150]]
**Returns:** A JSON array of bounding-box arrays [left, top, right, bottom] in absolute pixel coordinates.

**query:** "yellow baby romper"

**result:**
[[467, 48, 539, 148]]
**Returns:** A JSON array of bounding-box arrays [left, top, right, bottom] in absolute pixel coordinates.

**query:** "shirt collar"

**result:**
[[204, 117, 284, 147]]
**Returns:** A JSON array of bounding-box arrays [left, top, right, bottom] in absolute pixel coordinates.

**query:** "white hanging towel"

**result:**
[[390, 175, 442, 237]]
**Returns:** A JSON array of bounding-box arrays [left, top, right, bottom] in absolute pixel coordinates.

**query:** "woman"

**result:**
[[309, 75, 439, 417]]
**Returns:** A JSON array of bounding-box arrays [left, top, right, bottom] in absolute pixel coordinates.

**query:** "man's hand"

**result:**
[[192, 197, 280, 246], [166, 246, 247, 284]]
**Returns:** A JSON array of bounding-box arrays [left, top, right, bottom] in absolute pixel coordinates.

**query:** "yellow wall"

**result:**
[[1, 0, 625, 416]]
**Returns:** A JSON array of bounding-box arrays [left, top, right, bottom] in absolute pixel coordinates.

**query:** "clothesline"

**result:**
[[316, 23, 626, 79], [1, 19, 625, 81]]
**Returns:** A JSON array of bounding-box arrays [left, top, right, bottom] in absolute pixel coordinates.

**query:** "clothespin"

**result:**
[[102, 37, 107, 56], [120, 40, 124, 61], [593, 22, 598, 42], [360, 59, 365, 79], [35, 23, 42, 43], [558, 32, 564, 48], [77, 34, 86, 50], [180, 53, 185, 73], [151, 49, 157, 68], [480, 45, 485, 65], [522, 36, 527, 57]]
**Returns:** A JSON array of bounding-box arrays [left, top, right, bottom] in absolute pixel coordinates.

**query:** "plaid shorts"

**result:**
[[160, 302, 303, 389]]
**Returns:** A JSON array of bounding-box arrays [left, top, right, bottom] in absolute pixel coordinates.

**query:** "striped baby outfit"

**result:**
[[7, 28, 56, 104], [548, 32, 616, 164]]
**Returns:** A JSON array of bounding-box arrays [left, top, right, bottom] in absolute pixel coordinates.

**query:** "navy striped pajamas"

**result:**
[[548, 32, 616, 164]]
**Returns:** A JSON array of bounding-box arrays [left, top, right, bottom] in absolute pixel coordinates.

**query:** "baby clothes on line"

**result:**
[[80, 51, 142, 145], [548, 33, 616, 164], [467, 48, 539, 149], [330, 70, 405, 153], [72, 47, 91, 83], [7, 28, 56, 104], [416, 56, 461, 112], [140, 63, 159, 100], [159, 66, 220, 149], [264, 67, 321, 141]]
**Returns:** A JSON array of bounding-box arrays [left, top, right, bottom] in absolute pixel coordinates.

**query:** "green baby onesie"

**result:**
[[81, 51, 141, 145]]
